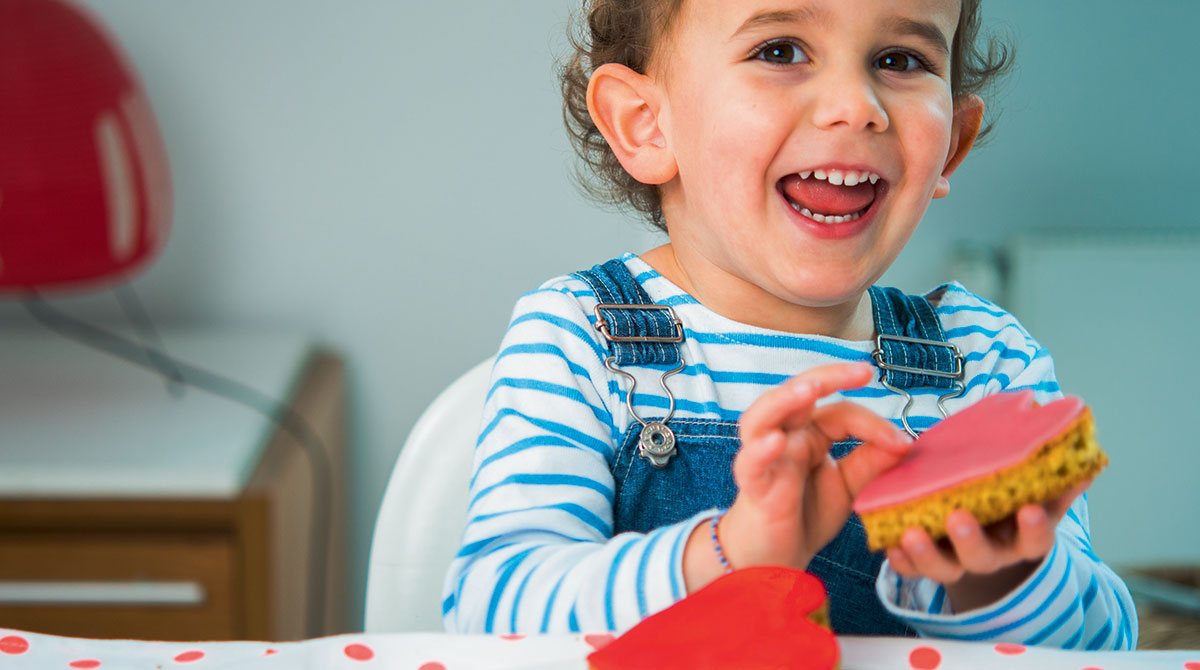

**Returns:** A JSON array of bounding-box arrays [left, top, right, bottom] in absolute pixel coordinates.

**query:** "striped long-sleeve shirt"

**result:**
[[443, 253, 1136, 648]]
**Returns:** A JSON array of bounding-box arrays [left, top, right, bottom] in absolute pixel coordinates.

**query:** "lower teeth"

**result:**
[[790, 202, 862, 223]]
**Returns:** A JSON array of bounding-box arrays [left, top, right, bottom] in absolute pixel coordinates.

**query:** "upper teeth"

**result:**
[[799, 169, 880, 186]]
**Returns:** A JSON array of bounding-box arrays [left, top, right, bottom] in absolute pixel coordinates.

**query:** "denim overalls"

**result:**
[[573, 259, 964, 636]]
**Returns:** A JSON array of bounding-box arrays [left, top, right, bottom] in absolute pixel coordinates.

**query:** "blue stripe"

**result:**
[[1085, 619, 1112, 651], [960, 341, 1036, 366], [930, 586, 946, 614], [636, 529, 666, 618], [442, 593, 455, 616], [509, 311, 606, 360], [937, 303, 1009, 318], [687, 330, 873, 359], [605, 540, 637, 630], [1065, 507, 1089, 540], [629, 392, 740, 421], [477, 409, 616, 464], [456, 537, 515, 559], [568, 606, 580, 632], [510, 553, 541, 632], [1024, 595, 1080, 645], [485, 378, 612, 426], [470, 473, 613, 511], [473, 436, 595, 489], [674, 363, 791, 386], [471, 503, 612, 537], [1064, 621, 1085, 648], [484, 547, 536, 633], [540, 573, 567, 633], [1114, 587, 1133, 649], [1006, 380, 1062, 394], [495, 342, 595, 381], [1082, 574, 1099, 609], [943, 323, 1027, 340]]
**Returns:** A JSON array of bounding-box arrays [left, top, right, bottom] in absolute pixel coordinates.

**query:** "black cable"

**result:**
[[22, 293, 331, 638], [113, 284, 186, 398]]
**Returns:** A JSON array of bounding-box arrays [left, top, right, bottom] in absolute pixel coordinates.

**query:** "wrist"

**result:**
[[710, 510, 734, 574], [721, 501, 813, 570]]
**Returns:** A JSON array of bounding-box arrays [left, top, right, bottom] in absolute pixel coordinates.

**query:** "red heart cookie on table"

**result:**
[[587, 566, 838, 670]]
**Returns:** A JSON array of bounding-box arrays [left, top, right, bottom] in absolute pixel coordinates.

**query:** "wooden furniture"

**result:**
[[0, 330, 347, 641]]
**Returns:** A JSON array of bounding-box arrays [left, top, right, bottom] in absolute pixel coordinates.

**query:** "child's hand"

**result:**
[[884, 479, 1092, 612], [718, 362, 912, 572]]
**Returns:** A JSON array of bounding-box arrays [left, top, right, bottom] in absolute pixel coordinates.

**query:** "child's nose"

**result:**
[[809, 71, 889, 133]]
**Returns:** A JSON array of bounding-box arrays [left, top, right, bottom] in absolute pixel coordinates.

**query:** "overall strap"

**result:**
[[868, 286, 965, 437], [571, 259, 684, 367], [868, 285, 961, 389]]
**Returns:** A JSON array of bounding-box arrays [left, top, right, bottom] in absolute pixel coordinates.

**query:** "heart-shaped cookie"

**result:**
[[854, 390, 1106, 551], [587, 566, 838, 670]]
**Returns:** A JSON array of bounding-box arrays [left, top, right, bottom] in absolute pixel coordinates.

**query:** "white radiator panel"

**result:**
[[1008, 232, 1200, 568]]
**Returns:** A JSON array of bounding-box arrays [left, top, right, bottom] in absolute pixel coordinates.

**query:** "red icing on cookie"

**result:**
[[587, 566, 838, 670], [855, 391, 1085, 512]]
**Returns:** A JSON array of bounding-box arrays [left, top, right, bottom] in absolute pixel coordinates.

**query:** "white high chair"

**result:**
[[363, 357, 494, 632]]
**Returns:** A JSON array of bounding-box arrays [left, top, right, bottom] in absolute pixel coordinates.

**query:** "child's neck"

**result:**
[[640, 244, 875, 341]]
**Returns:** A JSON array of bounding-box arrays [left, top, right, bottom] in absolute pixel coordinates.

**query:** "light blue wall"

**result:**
[[3, 1, 1197, 630]]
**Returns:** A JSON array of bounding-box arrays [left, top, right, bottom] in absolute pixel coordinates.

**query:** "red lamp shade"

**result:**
[[0, 0, 171, 293]]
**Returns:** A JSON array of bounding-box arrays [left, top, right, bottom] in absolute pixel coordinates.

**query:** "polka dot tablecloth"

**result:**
[[0, 628, 1197, 669]]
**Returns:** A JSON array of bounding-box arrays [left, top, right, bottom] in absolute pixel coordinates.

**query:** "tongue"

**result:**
[[780, 174, 876, 216]]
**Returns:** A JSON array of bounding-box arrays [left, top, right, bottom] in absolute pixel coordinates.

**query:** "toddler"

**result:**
[[443, 0, 1137, 648]]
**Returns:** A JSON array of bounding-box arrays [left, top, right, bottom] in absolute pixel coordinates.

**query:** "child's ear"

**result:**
[[933, 94, 985, 199], [587, 63, 677, 185]]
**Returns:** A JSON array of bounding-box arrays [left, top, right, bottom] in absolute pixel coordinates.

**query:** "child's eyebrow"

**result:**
[[729, 7, 830, 41], [882, 16, 950, 55]]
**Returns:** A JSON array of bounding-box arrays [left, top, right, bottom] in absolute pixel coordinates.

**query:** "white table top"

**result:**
[[0, 628, 1196, 669], [0, 328, 313, 498]]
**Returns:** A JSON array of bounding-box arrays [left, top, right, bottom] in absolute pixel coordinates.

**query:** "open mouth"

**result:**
[[778, 168, 884, 224]]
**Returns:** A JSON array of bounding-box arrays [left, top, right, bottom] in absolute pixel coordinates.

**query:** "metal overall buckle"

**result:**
[[871, 334, 966, 439], [594, 303, 685, 467]]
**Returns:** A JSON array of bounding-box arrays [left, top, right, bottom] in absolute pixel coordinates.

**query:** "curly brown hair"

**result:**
[[560, 0, 1014, 231]]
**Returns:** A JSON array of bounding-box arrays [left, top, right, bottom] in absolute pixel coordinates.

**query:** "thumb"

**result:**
[[836, 435, 912, 498]]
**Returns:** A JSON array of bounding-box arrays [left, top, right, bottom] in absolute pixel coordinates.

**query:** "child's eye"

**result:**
[[875, 50, 929, 73], [752, 39, 809, 65]]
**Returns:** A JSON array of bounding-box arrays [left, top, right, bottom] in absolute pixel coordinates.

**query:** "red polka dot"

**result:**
[[909, 645, 942, 670], [499, 633, 525, 641], [584, 633, 616, 650], [344, 643, 374, 661], [264, 648, 278, 655], [0, 635, 29, 655], [173, 650, 205, 663], [1184, 664, 1200, 670], [69, 661, 101, 669], [418, 663, 446, 670], [994, 643, 1026, 655], [1081, 667, 1103, 670]]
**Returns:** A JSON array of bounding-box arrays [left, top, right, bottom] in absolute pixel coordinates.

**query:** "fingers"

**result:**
[[732, 429, 788, 499], [739, 362, 875, 443], [899, 526, 964, 583], [815, 401, 912, 496], [886, 547, 920, 578], [1044, 480, 1092, 522], [897, 496, 1072, 585]]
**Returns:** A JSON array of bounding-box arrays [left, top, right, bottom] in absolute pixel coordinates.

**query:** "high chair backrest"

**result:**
[[363, 357, 494, 632]]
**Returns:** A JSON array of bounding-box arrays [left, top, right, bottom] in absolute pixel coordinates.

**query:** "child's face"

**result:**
[[648, 0, 976, 326]]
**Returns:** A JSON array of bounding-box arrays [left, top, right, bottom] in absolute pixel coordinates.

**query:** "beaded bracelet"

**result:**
[[710, 510, 734, 574]]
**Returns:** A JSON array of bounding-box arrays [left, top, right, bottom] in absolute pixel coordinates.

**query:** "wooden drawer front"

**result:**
[[0, 532, 237, 640]]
